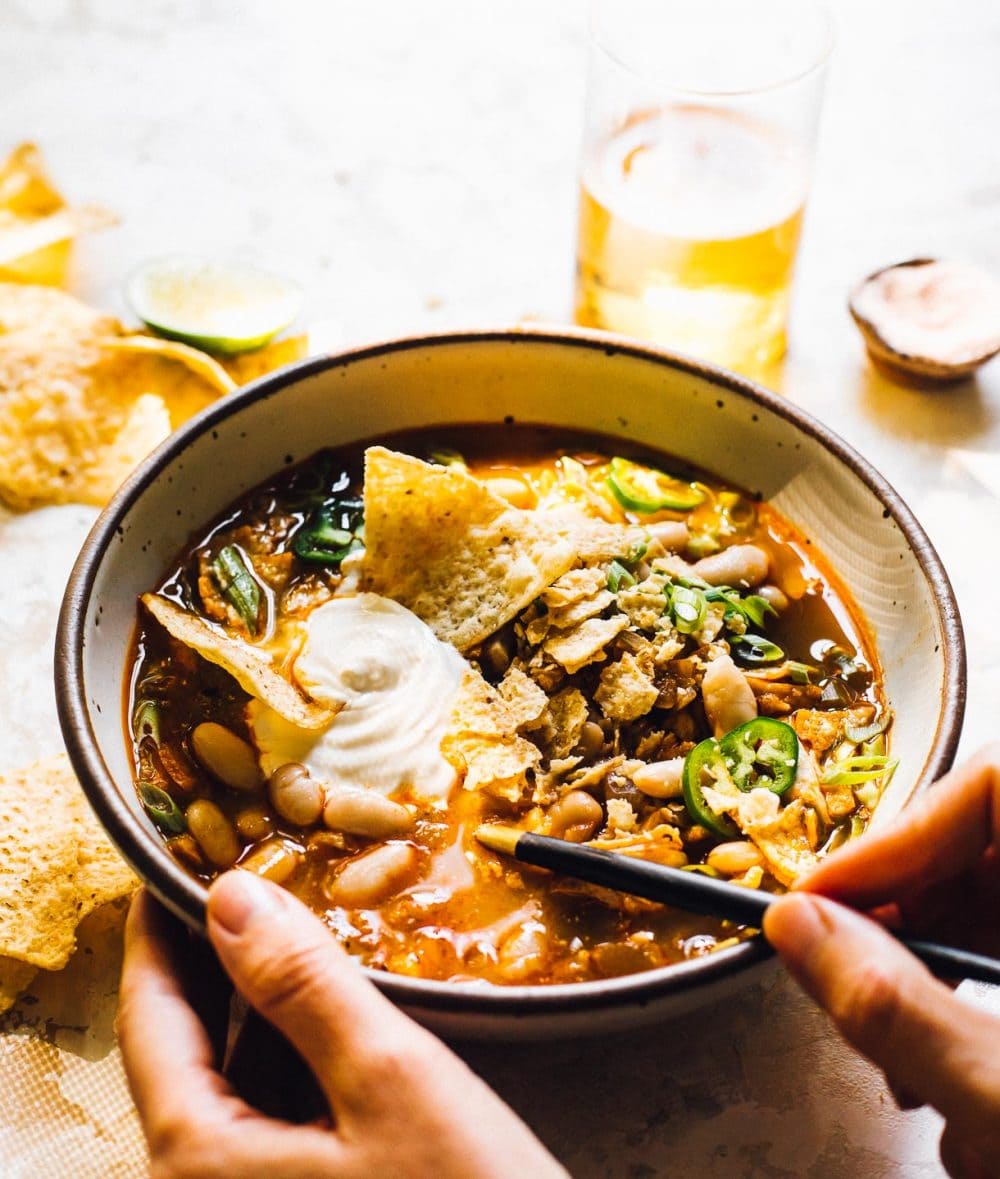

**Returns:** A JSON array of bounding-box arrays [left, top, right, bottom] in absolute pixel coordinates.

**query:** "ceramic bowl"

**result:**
[[56, 328, 966, 1040]]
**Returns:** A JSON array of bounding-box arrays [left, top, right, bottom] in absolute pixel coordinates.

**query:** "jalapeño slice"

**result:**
[[681, 737, 740, 838], [606, 457, 706, 513], [720, 718, 799, 796]]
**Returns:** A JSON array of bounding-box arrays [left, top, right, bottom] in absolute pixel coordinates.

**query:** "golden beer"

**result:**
[[575, 105, 806, 376]]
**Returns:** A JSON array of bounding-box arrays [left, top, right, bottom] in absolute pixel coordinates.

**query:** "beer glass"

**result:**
[[574, 0, 832, 377]]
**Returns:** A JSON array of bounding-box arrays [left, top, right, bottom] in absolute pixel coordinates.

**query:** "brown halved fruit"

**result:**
[[849, 258, 1000, 383]]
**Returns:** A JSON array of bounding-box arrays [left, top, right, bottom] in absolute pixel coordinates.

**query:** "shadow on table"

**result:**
[[854, 360, 997, 450]]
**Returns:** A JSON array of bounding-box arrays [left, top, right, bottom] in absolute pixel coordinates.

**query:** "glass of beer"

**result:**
[[574, 0, 832, 377]]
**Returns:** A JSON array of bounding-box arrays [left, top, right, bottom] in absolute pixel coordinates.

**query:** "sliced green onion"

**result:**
[[211, 545, 261, 634], [133, 699, 161, 746], [732, 633, 784, 664], [786, 661, 817, 685], [607, 560, 637, 593], [822, 754, 898, 787], [139, 783, 186, 834], [624, 537, 649, 567], [670, 584, 707, 635], [704, 586, 776, 629], [845, 712, 891, 744], [682, 864, 723, 878]]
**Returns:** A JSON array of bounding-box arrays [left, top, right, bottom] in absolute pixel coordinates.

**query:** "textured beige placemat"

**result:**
[[0, 904, 148, 1178], [0, 504, 148, 1177]]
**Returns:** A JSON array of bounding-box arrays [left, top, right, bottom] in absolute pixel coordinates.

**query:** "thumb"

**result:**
[[206, 870, 436, 1116], [764, 894, 1000, 1130]]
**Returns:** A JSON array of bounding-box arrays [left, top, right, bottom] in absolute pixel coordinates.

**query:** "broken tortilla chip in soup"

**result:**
[[0, 754, 136, 975], [141, 594, 336, 730], [361, 447, 577, 651]]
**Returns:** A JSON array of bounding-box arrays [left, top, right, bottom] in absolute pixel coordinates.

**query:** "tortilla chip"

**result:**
[[0, 331, 229, 509], [441, 666, 541, 802], [221, 334, 309, 383], [361, 447, 577, 651], [533, 687, 589, 760], [0, 284, 307, 512], [546, 509, 648, 567], [105, 334, 235, 394], [595, 652, 659, 722], [0, 143, 115, 287], [544, 614, 629, 675], [0, 957, 37, 1014], [0, 281, 117, 343], [701, 784, 819, 887], [496, 667, 548, 731], [540, 567, 607, 610], [142, 594, 335, 730], [0, 755, 136, 973]]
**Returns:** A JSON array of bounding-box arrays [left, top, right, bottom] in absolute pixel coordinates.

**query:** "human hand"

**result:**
[[764, 745, 1000, 1179], [118, 876, 567, 1179]]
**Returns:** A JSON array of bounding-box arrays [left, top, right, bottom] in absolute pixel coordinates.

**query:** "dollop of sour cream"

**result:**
[[291, 594, 465, 800]]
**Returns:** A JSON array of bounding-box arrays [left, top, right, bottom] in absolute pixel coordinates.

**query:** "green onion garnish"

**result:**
[[607, 560, 637, 593], [822, 754, 898, 787], [670, 584, 707, 634], [139, 783, 186, 834], [133, 699, 161, 746], [786, 661, 817, 685], [732, 633, 784, 664], [845, 713, 891, 744], [211, 545, 261, 634]]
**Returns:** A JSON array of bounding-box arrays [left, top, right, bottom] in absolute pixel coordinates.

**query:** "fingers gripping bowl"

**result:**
[[56, 329, 965, 1039]]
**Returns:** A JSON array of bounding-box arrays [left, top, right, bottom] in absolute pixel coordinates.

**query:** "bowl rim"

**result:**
[[55, 325, 967, 1018]]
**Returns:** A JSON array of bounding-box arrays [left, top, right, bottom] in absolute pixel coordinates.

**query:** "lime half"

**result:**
[[126, 256, 303, 355]]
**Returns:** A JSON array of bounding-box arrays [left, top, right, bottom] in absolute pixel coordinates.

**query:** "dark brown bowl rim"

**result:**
[[56, 326, 966, 1020]]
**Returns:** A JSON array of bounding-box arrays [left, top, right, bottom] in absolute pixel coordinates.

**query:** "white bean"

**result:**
[[186, 799, 241, 868], [239, 839, 303, 884], [548, 790, 603, 842], [692, 544, 770, 588], [483, 476, 535, 509], [328, 842, 418, 907], [630, 757, 686, 798], [645, 521, 690, 553], [191, 722, 262, 793], [706, 841, 764, 875], [323, 786, 413, 839], [702, 654, 758, 738], [269, 763, 323, 827], [758, 583, 789, 612]]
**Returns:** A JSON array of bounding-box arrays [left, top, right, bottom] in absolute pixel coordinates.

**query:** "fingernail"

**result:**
[[764, 893, 837, 958], [208, 870, 283, 935]]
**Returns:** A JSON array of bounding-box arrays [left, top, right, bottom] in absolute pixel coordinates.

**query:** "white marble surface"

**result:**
[[1, 0, 999, 1175]]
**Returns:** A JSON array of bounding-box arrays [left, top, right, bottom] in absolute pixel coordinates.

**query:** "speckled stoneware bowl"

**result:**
[[56, 328, 966, 1041]]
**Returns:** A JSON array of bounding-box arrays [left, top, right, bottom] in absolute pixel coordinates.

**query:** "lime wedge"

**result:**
[[126, 256, 303, 355]]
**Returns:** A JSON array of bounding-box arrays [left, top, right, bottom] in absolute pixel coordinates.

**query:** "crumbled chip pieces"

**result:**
[[361, 447, 577, 651], [0, 143, 115, 287], [595, 652, 659, 722], [496, 666, 548, 731], [0, 754, 136, 979], [544, 614, 629, 675], [142, 594, 335, 730], [533, 687, 589, 760], [701, 783, 819, 887], [442, 667, 541, 802]]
